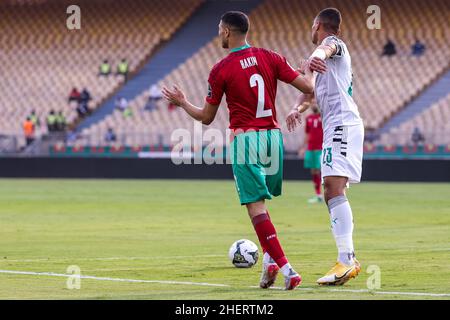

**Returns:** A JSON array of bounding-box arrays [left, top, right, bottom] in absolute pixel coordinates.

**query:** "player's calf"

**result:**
[[323, 176, 348, 204], [250, 208, 301, 290]]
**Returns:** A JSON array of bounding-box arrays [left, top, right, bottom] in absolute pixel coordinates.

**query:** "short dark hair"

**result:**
[[221, 11, 249, 34], [317, 8, 341, 33]]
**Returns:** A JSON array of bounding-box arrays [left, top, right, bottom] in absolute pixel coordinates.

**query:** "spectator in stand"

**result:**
[[123, 107, 133, 118], [23, 116, 35, 146], [382, 39, 397, 57], [68, 87, 81, 103], [56, 111, 67, 132], [76, 101, 90, 118], [114, 96, 132, 117], [116, 58, 129, 82], [411, 127, 425, 146], [80, 88, 92, 104], [364, 127, 379, 143], [105, 127, 117, 143], [411, 39, 425, 56], [29, 109, 41, 129], [46, 110, 57, 132], [115, 96, 128, 111], [145, 84, 163, 111], [75, 88, 92, 118], [99, 59, 111, 76]]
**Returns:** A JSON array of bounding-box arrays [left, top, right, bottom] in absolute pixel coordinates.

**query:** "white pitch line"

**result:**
[[1, 269, 449, 297], [2, 254, 224, 263], [0, 270, 229, 288], [250, 286, 450, 297]]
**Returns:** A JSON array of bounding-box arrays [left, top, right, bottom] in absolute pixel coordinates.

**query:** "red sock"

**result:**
[[259, 211, 274, 254], [260, 213, 270, 254], [312, 173, 321, 195], [252, 212, 288, 268]]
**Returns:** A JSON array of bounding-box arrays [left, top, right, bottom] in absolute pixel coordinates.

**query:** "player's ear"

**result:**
[[315, 21, 321, 32]]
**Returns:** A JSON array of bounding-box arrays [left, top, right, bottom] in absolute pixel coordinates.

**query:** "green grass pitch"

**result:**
[[0, 179, 449, 300]]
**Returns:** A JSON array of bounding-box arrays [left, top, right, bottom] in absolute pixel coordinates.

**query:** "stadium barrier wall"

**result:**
[[0, 157, 448, 182]]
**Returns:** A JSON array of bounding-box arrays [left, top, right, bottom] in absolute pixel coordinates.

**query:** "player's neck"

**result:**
[[318, 32, 337, 44], [229, 39, 250, 53]]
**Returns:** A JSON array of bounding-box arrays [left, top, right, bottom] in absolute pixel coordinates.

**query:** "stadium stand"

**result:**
[[377, 69, 450, 138], [0, 0, 203, 149], [78, 0, 450, 151], [379, 93, 450, 146]]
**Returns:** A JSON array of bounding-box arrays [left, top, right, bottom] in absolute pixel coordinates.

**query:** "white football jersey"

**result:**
[[314, 36, 363, 131]]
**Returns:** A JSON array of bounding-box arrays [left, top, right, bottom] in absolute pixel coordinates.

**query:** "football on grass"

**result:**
[[228, 239, 259, 268]]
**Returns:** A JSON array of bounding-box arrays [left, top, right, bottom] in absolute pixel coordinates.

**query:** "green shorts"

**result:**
[[304, 149, 322, 169], [231, 129, 283, 205]]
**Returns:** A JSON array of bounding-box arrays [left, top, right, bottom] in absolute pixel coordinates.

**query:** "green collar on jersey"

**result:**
[[230, 43, 251, 53]]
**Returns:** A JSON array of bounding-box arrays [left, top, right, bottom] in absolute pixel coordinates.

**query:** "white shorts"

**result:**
[[321, 124, 364, 184]]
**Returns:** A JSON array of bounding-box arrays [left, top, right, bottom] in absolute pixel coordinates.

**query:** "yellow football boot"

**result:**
[[317, 259, 361, 286]]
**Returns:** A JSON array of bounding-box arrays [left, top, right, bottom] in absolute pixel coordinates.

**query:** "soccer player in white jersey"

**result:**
[[286, 8, 364, 285]]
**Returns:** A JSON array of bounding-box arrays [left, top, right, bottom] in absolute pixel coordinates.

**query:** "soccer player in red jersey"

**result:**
[[163, 11, 320, 290], [299, 102, 324, 203]]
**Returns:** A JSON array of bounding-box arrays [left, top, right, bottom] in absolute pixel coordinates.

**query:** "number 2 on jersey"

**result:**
[[250, 74, 272, 118]]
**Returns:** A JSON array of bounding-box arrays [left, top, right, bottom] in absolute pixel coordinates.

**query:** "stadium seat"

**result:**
[[79, 0, 450, 150], [0, 0, 203, 148], [380, 93, 450, 145]]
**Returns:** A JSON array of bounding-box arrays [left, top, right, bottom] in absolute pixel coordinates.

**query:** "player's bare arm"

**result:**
[[286, 93, 314, 132], [289, 65, 316, 94], [296, 59, 309, 75], [296, 93, 315, 113], [162, 85, 219, 125], [286, 56, 325, 131]]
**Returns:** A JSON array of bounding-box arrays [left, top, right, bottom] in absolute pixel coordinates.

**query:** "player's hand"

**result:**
[[297, 59, 308, 74], [308, 57, 327, 73], [286, 109, 302, 132], [162, 85, 186, 107], [298, 146, 306, 157]]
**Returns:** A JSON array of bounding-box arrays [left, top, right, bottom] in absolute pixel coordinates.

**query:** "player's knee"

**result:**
[[323, 181, 345, 204], [324, 190, 342, 204], [246, 200, 266, 218]]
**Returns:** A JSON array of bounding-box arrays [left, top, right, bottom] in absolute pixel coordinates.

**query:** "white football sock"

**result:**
[[263, 252, 275, 265], [280, 263, 295, 277], [328, 195, 355, 265]]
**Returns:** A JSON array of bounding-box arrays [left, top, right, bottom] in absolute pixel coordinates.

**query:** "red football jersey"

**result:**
[[206, 47, 300, 131], [305, 113, 323, 150]]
